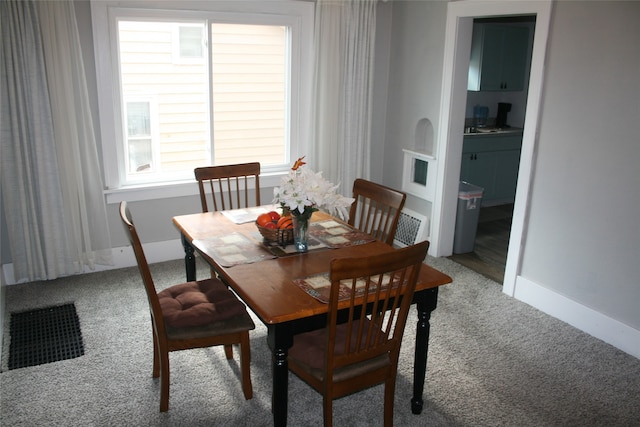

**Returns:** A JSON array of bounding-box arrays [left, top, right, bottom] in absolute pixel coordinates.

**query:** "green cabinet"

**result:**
[[460, 134, 522, 205], [460, 151, 496, 195], [468, 24, 530, 92]]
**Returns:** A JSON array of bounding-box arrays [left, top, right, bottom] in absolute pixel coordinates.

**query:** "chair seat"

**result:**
[[158, 279, 249, 328], [289, 319, 391, 383], [165, 310, 255, 341]]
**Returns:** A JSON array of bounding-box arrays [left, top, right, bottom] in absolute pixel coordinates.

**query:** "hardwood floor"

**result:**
[[448, 204, 513, 284]]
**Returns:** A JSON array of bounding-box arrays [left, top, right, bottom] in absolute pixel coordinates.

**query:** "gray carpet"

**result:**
[[2, 256, 639, 426]]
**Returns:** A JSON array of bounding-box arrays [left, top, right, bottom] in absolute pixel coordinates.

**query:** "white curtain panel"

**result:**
[[0, 1, 113, 282], [313, 0, 377, 195]]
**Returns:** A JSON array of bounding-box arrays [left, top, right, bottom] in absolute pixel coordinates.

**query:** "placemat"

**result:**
[[193, 232, 276, 267], [221, 205, 278, 224], [308, 220, 376, 248], [293, 272, 400, 304], [262, 234, 327, 257], [263, 220, 376, 257]]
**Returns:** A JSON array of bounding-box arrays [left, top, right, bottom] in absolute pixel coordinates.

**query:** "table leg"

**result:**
[[267, 323, 294, 427], [181, 234, 196, 282], [411, 286, 438, 414]]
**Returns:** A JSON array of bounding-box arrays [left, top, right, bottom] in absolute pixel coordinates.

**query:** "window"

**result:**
[[177, 24, 204, 59], [125, 100, 154, 173], [92, 2, 313, 198]]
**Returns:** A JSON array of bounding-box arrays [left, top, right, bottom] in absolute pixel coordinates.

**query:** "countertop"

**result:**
[[464, 127, 523, 137]]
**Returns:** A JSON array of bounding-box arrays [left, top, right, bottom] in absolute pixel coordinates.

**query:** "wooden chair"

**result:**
[[194, 162, 261, 212], [119, 201, 254, 412], [348, 178, 407, 245], [195, 162, 261, 278], [287, 240, 429, 427]]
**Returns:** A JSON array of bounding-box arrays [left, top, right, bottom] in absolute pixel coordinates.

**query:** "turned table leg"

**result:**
[[411, 287, 438, 414]]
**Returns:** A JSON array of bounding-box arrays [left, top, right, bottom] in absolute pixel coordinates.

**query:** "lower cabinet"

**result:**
[[460, 134, 522, 205]]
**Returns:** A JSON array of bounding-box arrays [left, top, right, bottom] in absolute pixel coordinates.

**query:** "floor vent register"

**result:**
[[8, 303, 84, 370]]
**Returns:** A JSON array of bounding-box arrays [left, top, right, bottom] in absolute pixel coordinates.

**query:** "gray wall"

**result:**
[[519, 1, 640, 328], [383, 1, 640, 332], [381, 0, 447, 219]]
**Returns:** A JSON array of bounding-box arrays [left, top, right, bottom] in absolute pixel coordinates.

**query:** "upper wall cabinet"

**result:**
[[468, 24, 530, 92]]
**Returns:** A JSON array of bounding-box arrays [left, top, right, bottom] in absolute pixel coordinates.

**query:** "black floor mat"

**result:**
[[8, 303, 84, 370]]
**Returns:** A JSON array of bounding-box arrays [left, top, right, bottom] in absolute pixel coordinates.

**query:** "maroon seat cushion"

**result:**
[[289, 318, 391, 383], [289, 319, 386, 369], [158, 279, 247, 328]]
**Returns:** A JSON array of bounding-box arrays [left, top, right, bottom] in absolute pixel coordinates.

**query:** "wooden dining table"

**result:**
[[172, 207, 452, 427]]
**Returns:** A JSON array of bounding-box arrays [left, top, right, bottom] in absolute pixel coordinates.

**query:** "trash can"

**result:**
[[453, 181, 484, 254]]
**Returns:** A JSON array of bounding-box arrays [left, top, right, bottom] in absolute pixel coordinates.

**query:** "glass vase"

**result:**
[[292, 214, 309, 253]]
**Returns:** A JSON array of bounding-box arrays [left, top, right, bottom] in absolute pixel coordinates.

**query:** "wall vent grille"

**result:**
[[393, 208, 428, 248]]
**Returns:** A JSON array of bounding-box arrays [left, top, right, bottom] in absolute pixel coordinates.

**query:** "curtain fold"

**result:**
[[1, 0, 113, 282], [312, 0, 377, 195]]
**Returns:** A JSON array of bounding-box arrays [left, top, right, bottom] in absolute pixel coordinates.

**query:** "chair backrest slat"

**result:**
[[348, 178, 406, 245], [195, 162, 261, 212], [326, 240, 429, 371]]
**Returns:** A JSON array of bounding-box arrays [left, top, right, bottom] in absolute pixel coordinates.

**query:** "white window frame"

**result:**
[[91, 1, 314, 203]]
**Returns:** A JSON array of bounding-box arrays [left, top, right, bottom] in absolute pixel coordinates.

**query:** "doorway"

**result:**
[[429, 1, 552, 296], [448, 15, 535, 283], [449, 203, 513, 283]]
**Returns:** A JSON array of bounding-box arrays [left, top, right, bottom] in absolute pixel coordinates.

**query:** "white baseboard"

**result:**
[[2, 239, 185, 286], [110, 238, 185, 269], [513, 276, 640, 359]]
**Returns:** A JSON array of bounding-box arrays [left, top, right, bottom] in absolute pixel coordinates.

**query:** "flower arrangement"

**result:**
[[273, 157, 354, 221]]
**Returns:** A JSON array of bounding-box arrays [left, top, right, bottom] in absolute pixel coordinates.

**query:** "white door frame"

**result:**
[[430, 1, 553, 296]]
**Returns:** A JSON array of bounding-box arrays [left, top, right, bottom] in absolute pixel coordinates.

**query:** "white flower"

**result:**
[[273, 158, 354, 220]]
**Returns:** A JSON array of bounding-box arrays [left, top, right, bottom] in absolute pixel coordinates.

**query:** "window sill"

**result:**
[[104, 172, 285, 204]]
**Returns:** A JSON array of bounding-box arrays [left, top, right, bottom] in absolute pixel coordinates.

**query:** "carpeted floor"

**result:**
[[2, 256, 639, 426]]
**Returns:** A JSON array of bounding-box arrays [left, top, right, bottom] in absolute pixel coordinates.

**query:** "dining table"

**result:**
[[172, 206, 452, 427]]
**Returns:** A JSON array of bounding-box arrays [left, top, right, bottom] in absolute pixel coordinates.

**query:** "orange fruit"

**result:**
[[268, 211, 281, 221], [277, 216, 293, 229], [263, 221, 277, 229], [257, 213, 273, 227], [276, 216, 289, 227]]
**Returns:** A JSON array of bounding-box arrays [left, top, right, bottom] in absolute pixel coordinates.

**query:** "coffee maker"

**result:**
[[496, 102, 512, 128]]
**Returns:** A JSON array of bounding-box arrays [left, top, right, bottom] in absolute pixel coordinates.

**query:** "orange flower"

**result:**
[[292, 156, 306, 171]]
